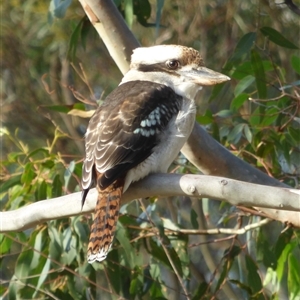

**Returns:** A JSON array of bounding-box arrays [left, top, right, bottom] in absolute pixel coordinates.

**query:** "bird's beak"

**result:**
[[179, 66, 230, 86]]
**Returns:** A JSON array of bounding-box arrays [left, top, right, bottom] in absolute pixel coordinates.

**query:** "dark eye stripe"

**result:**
[[137, 63, 181, 76]]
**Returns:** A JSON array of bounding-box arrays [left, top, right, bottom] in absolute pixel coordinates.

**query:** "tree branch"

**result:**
[[1, 174, 299, 232], [284, 0, 300, 15]]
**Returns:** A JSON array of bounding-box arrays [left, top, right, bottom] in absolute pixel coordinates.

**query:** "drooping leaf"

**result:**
[[230, 93, 249, 110], [15, 247, 33, 281], [64, 160, 75, 190], [0, 234, 12, 254], [134, 0, 152, 27], [190, 208, 199, 229], [215, 109, 233, 118], [274, 227, 293, 260], [251, 49, 267, 99], [21, 163, 36, 186], [260, 27, 298, 49], [52, 174, 63, 198], [67, 17, 86, 61], [234, 75, 255, 96], [227, 123, 245, 144], [230, 32, 257, 62], [37, 180, 48, 201], [288, 254, 300, 299], [291, 55, 300, 74], [115, 222, 135, 268], [33, 257, 51, 298], [147, 238, 183, 277], [261, 107, 279, 126], [243, 124, 253, 143], [0, 174, 22, 193], [245, 254, 262, 294], [192, 282, 209, 300]]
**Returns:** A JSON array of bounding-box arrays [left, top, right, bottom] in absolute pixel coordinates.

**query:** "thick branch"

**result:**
[[1, 174, 299, 232], [78, 0, 139, 74]]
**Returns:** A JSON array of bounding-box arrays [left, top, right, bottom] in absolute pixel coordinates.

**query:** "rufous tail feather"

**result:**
[[87, 177, 124, 263]]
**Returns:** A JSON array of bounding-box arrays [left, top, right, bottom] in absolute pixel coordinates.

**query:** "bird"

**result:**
[[81, 44, 230, 263]]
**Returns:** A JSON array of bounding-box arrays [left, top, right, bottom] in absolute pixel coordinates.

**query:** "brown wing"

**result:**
[[81, 81, 182, 203]]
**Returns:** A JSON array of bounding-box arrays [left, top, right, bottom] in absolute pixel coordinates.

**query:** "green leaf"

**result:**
[[243, 124, 252, 143], [215, 109, 233, 118], [197, 110, 213, 125], [288, 254, 300, 299], [289, 127, 300, 143], [45, 104, 72, 113], [251, 49, 267, 99], [274, 227, 293, 260], [106, 249, 121, 293], [260, 27, 298, 49], [230, 279, 252, 294], [37, 180, 48, 201], [276, 240, 295, 283], [21, 163, 36, 186], [30, 231, 43, 270], [73, 217, 89, 245], [0, 234, 12, 254], [134, 0, 152, 27], [124, 0, 134, 28], [291, 55, 300, 75], [48, 226, 62, 261], [230, 32, 257, 62], [245, 254, 262, 293], [115, 222, 135, 268], [231, 60, 274, 80], [249, 106, 261, 126], [64, 160, 75, 190], [34, 257, 51, 297], [80, 17, 92, 50], [192, 282, 209, 300], [0, 174, 22, 193], [261, 107, 278, 126], [227, 123, 245, 144], [45, 103, 85, 114], [15, 247, 33, 281], [8, 276, 18, 300], [28, 148, 49, 158], [224, 245, 242, 260], [147, 238, 183, 277], [52, 174, 62, 198], [215, 246, 241, 293], [190, 208, 199, 229], [234, 75, 255, 96], [67, 17, 85, 61], [215, 260, 232, 292], [230, 93, 248, 110]]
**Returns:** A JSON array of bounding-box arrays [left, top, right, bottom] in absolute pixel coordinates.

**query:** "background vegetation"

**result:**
[[1, 0, 300, 299]]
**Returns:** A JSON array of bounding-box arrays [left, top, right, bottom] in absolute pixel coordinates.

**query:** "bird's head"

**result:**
[[121, 45, 230, 99]]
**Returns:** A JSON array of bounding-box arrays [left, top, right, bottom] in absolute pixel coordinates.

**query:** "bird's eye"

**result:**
[[166, 60, 180, 70]]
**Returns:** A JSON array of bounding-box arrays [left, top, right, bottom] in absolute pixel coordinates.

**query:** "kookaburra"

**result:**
[[81, 45, 230, 263]]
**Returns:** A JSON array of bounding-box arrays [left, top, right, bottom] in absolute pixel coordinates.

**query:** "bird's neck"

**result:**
[[120, 69, 202, 100]]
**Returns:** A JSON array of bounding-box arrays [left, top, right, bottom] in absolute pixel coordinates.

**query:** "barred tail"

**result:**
[[87, 178, 123, 263]]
